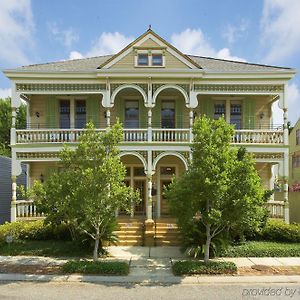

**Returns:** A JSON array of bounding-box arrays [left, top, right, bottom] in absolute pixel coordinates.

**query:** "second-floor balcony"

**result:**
[[15, 127, 284, 145]]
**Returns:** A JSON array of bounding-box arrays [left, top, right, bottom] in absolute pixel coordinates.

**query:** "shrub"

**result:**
[[62, 260, 129, 275], [172, 260, 237, 276], [260, 220, 300, 243], [220, 241, 300, 257]]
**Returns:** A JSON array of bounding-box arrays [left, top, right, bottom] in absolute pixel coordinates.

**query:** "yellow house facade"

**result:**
[[3, 29, 296, 243]]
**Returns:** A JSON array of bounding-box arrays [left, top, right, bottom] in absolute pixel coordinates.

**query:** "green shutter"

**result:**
[[86, 96, 100, 127], [115, 99, 124, 124], [139, 99, 147, 128], [200, 99, 214, 119], [243, 99, 256, 129], [46, 96, 58, 128], [176, 100, 184, 128], [152, 100, 161, 127]]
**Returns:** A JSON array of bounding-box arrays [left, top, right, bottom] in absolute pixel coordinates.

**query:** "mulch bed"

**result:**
[[238, 265, 300, 276]]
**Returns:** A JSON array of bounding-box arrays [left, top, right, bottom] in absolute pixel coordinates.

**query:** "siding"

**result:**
[[0, 156, 27, 224], [139, 38, 161, 47], [29, 162, 58, 187]]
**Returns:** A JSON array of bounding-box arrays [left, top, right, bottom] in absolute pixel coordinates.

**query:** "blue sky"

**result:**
[[0, 0, 300, 124]]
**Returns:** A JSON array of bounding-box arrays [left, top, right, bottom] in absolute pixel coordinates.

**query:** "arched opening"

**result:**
[[111, 85, 147, 128], [152, 153, 188, 217], [152, 86, 189, 129], [120, 153, 147, 217]]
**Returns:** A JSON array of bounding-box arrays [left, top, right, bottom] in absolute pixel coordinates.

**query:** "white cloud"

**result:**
[[48, 22, 79, 47], [0, 88, 11, 99], [261, 0, 300, 63], [222, 20, 249, 44], [171, 28, 246, 62], [0, 0, 34, 65], [272, 83, 300, 126], [69, 32, 134, 60]]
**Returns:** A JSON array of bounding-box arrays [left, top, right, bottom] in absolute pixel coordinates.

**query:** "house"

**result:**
[[3, 29, 296, 244], [0, 156, 27, 224], [288, 118, 300, 222]]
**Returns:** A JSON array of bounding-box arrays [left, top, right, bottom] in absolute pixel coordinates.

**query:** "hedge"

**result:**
[[172, 260, 237, 276], [62, 260, 129, 275]]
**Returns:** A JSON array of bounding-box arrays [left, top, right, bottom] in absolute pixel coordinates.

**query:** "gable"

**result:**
[[99, 30, 201, 70]]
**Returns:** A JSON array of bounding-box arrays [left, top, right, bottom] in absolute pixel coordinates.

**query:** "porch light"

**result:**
[[259, 112, 265, 119], [35, 112, 40, 118]]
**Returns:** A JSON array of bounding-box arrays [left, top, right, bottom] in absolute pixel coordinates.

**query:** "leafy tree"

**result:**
[[29, 122, 139, 261], [165, 116, 267, 263], [0, 97, 26, 156]]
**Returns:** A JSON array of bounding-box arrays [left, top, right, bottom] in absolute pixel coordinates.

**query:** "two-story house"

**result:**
[[3, 29, 295, 245]]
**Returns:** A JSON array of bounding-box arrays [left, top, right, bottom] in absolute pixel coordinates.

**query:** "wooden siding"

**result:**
[[29, 162, 58, 187], [139, 38, 161, 48]]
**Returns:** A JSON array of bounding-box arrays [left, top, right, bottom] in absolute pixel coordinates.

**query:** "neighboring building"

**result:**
[[289, 118, 300, 191], [2, 29, 296, 243], [0, 156, 27, 224]]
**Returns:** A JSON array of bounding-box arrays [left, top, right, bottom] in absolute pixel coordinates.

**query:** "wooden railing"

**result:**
[[15, 128, 284, 144], [16, 200, 43, 219], [265, 201, 284, 219]]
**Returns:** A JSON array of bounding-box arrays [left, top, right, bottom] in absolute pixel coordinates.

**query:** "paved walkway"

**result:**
[[1, 247, 300, 284]]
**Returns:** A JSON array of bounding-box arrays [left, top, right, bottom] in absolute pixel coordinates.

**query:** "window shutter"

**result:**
[[46, 96, 58, 128], [86, 96, 100, 127], [152, 99, 161, 127], [243, 99, 256, 129], [115, 99, 124, 124], [139, 99, 147, 128], [176, 100, 184, 128], [200, 99, 214, 118]]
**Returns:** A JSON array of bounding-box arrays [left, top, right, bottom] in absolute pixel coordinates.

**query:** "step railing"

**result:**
[[15, 128, 284, 144], [265, 201, 284, 219], [16, 200, 44, 219]]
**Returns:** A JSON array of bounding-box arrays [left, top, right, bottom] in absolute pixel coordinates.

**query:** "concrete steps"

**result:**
[[154, 219, 182, 246]]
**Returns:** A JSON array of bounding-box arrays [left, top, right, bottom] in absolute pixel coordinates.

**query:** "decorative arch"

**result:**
[[152, 151, 188, 171], [111, 84, 148, 106], [152, 84, 189, 106], [119, 151, 148, 171]]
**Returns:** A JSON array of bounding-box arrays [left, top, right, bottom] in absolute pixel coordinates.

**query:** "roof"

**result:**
[[10, 54, 293, 73]]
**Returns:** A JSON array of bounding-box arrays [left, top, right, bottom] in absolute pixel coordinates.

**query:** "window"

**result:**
[[230, 103, 242, 129], [214, 101, 226, 120], [60, 100, 70, 129], [296, 129, 300, 145], [161, 101, 175, 128], [137, 54, 149, 66], [293, 155, 300, 168], [152, 54, 163, 66], [125, 100, 139, 128], [75, 100, 86, 128]]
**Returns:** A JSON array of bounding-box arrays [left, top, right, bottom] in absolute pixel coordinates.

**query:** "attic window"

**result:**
[[137, 54, 149, 66], [152, 54, 163, 66]]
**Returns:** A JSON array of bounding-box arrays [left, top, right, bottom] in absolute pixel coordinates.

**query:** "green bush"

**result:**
[[220, 241, 300, 257], [260, 220, 300, 243], [0, 220, 72, 246], [62, 260, 129, 275], [172, 260, 237, 276]]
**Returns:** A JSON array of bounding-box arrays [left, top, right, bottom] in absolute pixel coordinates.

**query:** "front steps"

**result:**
[[114, 217, 181, 246]]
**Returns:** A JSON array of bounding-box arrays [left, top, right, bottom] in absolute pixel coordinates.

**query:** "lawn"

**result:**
[[0, 240, 92, 257], [220, 241, 300, 257]]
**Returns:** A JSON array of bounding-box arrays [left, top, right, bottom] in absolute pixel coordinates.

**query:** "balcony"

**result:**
[[15, 128, 284, 145]]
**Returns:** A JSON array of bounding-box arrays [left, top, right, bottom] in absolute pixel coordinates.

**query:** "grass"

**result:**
[[172, 260, 237, 276], [62, 260, 129, 275], [220, 241, 300, 257], [0, 240, 91, 257]]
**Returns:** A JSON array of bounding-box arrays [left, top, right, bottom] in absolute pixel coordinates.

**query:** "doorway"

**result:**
[[160, 180, 172, 216]]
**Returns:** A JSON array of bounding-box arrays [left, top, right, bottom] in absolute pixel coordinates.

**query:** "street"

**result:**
[[1, 281, 300, 300]]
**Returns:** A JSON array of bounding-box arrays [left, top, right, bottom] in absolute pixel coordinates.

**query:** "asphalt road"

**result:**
[[1, 281, 300, 300]]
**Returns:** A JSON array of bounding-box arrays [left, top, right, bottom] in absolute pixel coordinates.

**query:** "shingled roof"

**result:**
[[12, 54, 292, 73]]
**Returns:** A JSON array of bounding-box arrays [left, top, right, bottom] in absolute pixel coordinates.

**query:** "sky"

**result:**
[[0, 0, 300, 125]]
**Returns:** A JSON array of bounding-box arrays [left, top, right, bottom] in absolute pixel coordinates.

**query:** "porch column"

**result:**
[[189, 109, 194, 143], [283, 108, 288, 145], [147, 108, 152, 142], [11, 176, 17, 222], [106, 108, 111, 127], [283, 151, 289, 223]]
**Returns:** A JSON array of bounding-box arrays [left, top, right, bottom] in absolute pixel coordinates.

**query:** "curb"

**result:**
[[1, 273, 300, 284]]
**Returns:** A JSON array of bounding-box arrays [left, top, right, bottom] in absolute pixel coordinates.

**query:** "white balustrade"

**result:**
[[233, 130, 283, 144], [123, 129, 148, 142], [16, 200, 43, 219], [152, 129, 190, 142], [265, 201, 284, 219]]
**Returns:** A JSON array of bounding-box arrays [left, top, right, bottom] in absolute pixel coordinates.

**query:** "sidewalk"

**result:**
[[1, 246, 300, 284]]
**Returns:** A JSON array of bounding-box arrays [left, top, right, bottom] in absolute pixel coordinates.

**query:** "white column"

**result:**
[[283, 108, 289, 145], [11, 176, 17, 222], [189, 108, 194, 143], [106, 108, 111, 127], [130, 167, 134, 218], [147, 108, 152, 142], [146, 150, 153, 221], [226, 99, 231, 124]]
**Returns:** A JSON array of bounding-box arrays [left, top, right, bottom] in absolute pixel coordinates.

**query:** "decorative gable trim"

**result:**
[[98, 29, 201, 70]]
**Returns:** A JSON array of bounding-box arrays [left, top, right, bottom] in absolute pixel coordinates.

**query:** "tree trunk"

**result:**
[[204, 224, 211, 264], [93, 230, 100, 262]]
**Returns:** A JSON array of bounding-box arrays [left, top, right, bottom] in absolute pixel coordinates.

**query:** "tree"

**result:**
[[165, 116, 267, 263], [0, 97, 26, 156], [30, 122, 139, 261]]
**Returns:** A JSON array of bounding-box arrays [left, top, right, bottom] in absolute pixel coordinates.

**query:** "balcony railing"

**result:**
[[265, 201, 284, 219], [15, 128, 284, 145], [16, 200, 44, 219]]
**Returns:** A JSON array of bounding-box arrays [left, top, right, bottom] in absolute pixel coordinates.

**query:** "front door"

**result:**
[[160, 180, 172, 215], [134, 180, 146, 215]]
